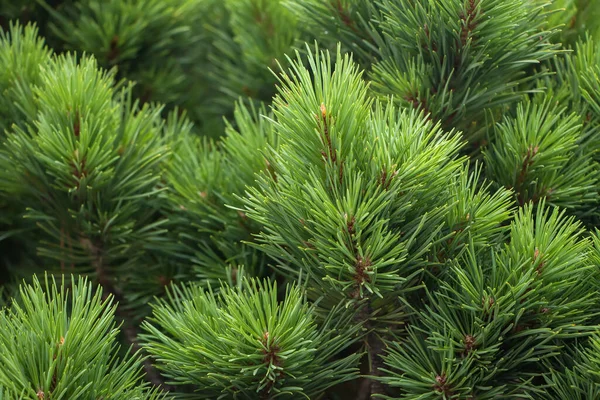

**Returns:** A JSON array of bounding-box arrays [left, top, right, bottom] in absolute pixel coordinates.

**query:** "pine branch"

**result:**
[[141, 279, 362, 397], [0, 275, 165, 399]]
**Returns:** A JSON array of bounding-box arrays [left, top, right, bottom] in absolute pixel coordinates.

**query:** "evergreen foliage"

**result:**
[[1, 0, 600, 399], [142, 278, 361, 398], [0, 28, 177, 315], [0, 275, 163, 399], [483, 95, 599, 212], [0, 0, 306, 136], [380, 203, 600, 398], [163, 101, 277, 288], [287, 0, 561, 140]]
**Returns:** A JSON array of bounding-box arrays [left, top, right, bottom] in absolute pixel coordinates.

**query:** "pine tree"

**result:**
[[2, 0, 600, 399]]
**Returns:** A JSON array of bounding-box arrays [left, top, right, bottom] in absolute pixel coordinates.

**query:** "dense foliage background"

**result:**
[[2, 0, 600, 399]]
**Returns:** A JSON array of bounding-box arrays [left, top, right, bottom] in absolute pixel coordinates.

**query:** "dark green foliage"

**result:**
[[1, 50, 171, 286], [163, 101, 277, 288], [0, 0, 310, 137], [40, 0, 215, 125], [211, 0, 301, 110], [0, 24, 185, 317], [287, 0, 560, 140], [545, 0, 600, 45]]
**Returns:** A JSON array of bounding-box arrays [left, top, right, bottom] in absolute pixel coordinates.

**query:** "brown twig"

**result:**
[[336, 0, 361, 35], [515, 145, 538, 206], [354, 303, 387, 399], [86, 238, 172, 391], [355, 377, 372, 400], [367, 330, 387, 397], [459, 0, 480, 47]]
